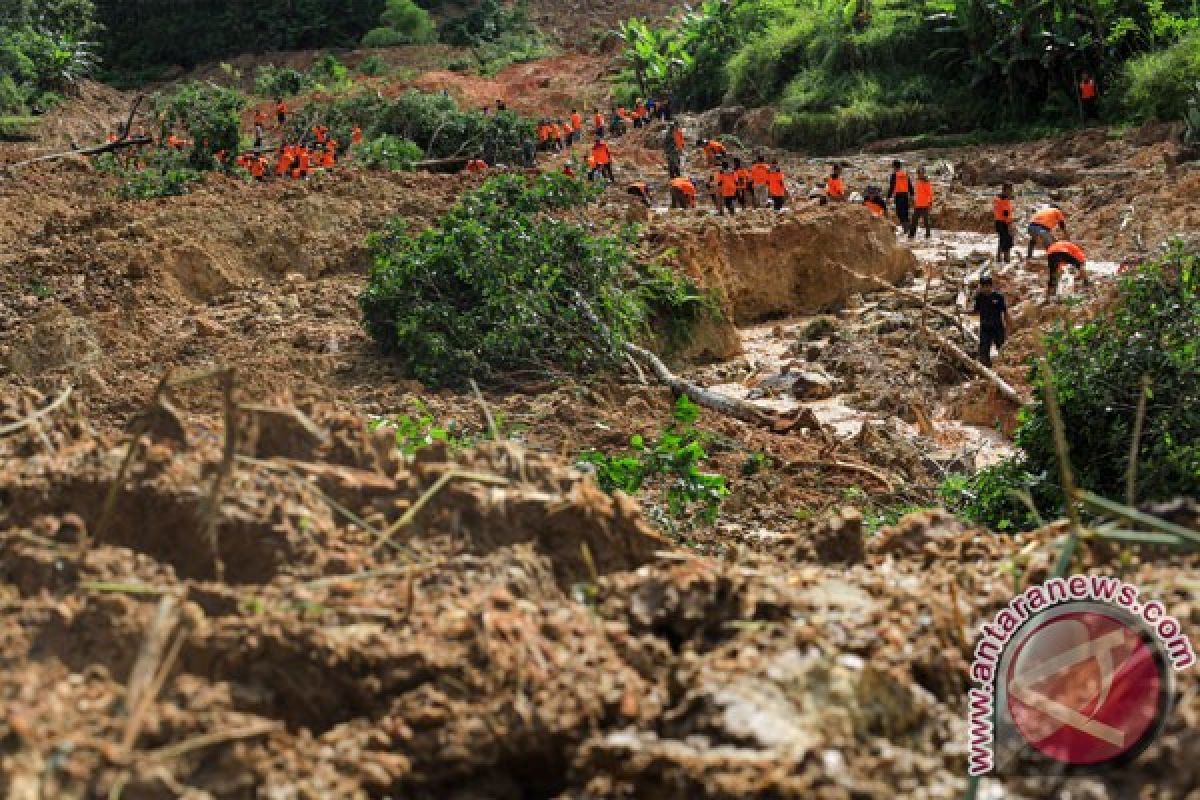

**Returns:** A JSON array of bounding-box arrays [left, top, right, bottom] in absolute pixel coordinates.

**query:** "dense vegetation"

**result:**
[[617, 0, 1200, 151], [360, 173, 710, 388], [0, 0, 99, 122], [947, 244, 1200, 531]]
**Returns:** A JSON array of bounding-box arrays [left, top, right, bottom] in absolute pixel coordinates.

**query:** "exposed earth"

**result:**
[[0, 45, 1197, 800]]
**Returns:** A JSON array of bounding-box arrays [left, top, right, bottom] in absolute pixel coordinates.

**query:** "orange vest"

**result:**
[[826, 177, 845, 199], [670, 177, 696, 196], [673, 129, 685, 152], [914, 180, 933, 208], [717, 171, 738, 197], [736, 168, 751, 190], [1032, 208, 1065, 229], [993, 196, 1013, 222], [250, 158, 265, 178], [1080, 79, 1097, 100], [893, 170, 910, 194], [865, 198, 885, 217], [352, 127, 363, 144], [766, 170, 786, 197], [594, 113, 603, 129], [1047, 241, 1086, 264], [592, 142, 611, 165], [571, 112, 582, 130], [750, 162, 769, 186]]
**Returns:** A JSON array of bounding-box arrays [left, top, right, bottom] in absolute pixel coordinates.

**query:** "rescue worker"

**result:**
[[1027, 205, 1069, 258], [826, 164, 846, 203], [593, 108, 605, 137], [275, 145, 293, 178], [320, 140, 336, 169], [1046, 240, 1088, 297], [464, 157, 488, 174], [750, 153, 770, 208], [766, 161, 788, 211], [669, 176, 697, 209], [1079, 72, 1099, 122], [717, 162, 739, 215], [734, 157, 752, 209], [352, 126, 364, 146], [863, 186, 887, 217], [275, 98, 288, 127], [969, 275, 1012, 368], [701, 138, 727, 167], [993, 183, 1015, 263], [253, 121, 265, 150], [664, 123, 683, 179], [591, 136, 615, 183], [627, 181, 652, 207], [908, 166, 933, 240], [633, 99, 646, 129], [887, 159, 913, 230], [250, 155, 267, 181], [570, 110, 583, 145]]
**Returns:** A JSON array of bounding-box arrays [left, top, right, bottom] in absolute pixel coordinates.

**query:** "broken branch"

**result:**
[[918, 327, 1025, 406]]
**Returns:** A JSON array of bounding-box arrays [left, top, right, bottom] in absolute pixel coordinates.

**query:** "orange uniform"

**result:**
[[592, 141, 612, 165], [593, 112, 604, 130], [736, 167, 751, 192], [1047, 241, 1086, 265], [717, 170, 738, 198], [703, 140, 726, 164], [826, 176, 845, 200], [673, 128, 685, 153], [352, 126, 363, 145], [766, 169, 786, 198], [914, 179, 933, 209], [571, 112, 582, 131], [1080, 79, 1097, 100], [893, 170, 910, 194], [865, 197, 885, 216], [1031, 207, 1066, 230], [993, 195, 1013, 222], [670, 177, 696, 196], [465, 158, 488, 174], [250, 157, 266, 178]]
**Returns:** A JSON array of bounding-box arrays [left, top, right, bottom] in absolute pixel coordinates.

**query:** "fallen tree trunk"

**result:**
[[413, 156, 469, 173], [623, 341, 774, 426], [5, 136, 154, 172], [919, 327, 1025, 405], [833, 263, 978, 346]]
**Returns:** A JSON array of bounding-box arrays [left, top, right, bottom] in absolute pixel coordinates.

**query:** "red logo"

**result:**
[[1004, 607, 1168, 767]]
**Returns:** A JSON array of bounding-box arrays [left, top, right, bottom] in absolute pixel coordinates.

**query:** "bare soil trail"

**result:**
[[0, 59, 1197, 799]]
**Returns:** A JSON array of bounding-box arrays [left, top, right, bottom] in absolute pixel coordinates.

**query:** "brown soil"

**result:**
[[0, 61, 1198, 800]]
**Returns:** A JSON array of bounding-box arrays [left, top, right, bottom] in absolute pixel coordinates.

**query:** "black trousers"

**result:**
[[893, 192, 911, 228], [995, 220, 1013, 259], [979, 325, 1006, 367], [771, 195, 785, 211], [722, 196, 737, 214], [908, 207, 931, 238]]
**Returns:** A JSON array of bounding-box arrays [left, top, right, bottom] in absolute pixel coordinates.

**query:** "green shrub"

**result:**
[[254, 65, 312, 98], [360, 173, 708, 388], [116, 150, 205, 199], [356, 134, 422, 170], [580, 396, 730, 528], [153, 82, 246, 169], [309, 54, 350, 85], [356, 54, 387, 76], [1017, 243, 1200, 505], [1122, 31, 1200, 120], [362, 0, 436, 47], [940, 462, 1052, 533]]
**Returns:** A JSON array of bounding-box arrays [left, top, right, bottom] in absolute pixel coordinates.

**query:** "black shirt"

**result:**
[[974, 291, 1007, 330]]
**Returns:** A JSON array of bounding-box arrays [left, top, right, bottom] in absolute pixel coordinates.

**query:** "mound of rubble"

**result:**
[[1, 388, 1196, 799]]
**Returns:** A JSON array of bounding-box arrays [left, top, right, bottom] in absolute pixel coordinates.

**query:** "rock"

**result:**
[[194, 315, 227, 337], [790, 371, 834, 401], [809, 507, 866, 564]]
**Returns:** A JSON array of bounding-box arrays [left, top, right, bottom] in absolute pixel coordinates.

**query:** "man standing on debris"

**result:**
[[1046, 240, 1088, 297], [1027, 204, 1069, 258], [908, 166, 933, 239], [993, 183, 1015, 263], [1079, 72, 1099, 122], [664, 122, 683, 179], [887, 159, 913, 231], [591, 135, 615, 183], [751, 153, 770, 208], [826, 164, 846, 203], [717, 161, 739, 215], [766, 161, 788, 211], [970, 276, 1012, 368]]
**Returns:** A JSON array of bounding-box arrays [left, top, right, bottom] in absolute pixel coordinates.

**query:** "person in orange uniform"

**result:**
[[1079, 72, 1099, 122], [276, 145, 292, 178], [1027, 205, 1068, 258], [591, 136, 614, 183], [250, 155, 267, 181], [291, 147, 311, 180], [669, 176, 697, 209], [734, 158, 752, 209], [887, 159, 913, 230], [352, 126, 363, 146], [766, 161, 788, 211], [1046, 240, 1088, 296], [275, 99, 288, 127], [748, 153, 770, 208], [570, 110, 583, 145], [863, 187, 887, 217], [254, 109, 266, 127], [716, 163, 739, 215], [908, 166, 934, 239], [701, 138, 727, 167], [993, 183, 1015, 263], [464, 157, 488, 174], [321, 140, 337, 168], [593, 108, 605, 137], [826, 164, 846, 203], [626, 181, 652, 206]]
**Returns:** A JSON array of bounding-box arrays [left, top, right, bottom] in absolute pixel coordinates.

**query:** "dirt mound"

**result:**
[[649, 205, 917, 325]]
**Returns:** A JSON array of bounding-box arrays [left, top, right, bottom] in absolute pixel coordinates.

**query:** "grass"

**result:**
[[0, 116, 37, 141]]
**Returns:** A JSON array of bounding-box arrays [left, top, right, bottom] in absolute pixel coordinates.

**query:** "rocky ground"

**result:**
[[0, 52, 1198, 799]]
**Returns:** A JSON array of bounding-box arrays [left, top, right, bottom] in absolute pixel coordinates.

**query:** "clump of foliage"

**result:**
[[110, 150, 205, 199], [946, 244, 1199, 532], [153, 82, 246, 169], [357, 134, 422, 170], [254, 65, 312, 99], [360, 173, 636, 387], [360, 173, 710, 388], [356, 54, 388, 76], [369, 400, 473, 456], [362, 0, 437, 47], [1121, 31, 1200, 122], [0, 0, 99, 116], [440, 0, 550, 74], [580, 396, 730, 527]]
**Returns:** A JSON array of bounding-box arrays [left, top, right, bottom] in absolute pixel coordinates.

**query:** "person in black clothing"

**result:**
[[886, 159, 913, 231], [970, 276, 1012, 368]]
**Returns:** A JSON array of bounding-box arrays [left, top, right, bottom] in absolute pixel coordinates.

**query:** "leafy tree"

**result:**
[[153, 82, 246, 169], [0, 0, 99, 114], [1121, 30, 1200, 121], [356, 134, 423, 170], [362, 0, 437, 47]]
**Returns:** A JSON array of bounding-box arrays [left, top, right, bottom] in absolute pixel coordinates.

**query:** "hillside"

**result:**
[[0, 4, 1198, 799]]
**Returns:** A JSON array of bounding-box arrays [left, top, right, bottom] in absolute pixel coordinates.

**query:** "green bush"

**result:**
[[1017, 243, 1200, 505], [356, 54, 387, 76], [940, 463, 1051, 533], [362, 0, 436, 47], [115, 150, 205, 199], [356, 134, 422, 170], [153, 82, 246, 169], [580, 396, 730, 528], [1122, 31, 1200, 120], [254, 65, 312, 98], [0, 1, 99, 114], [360, 173, 705, 388]]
